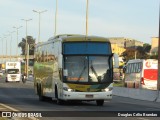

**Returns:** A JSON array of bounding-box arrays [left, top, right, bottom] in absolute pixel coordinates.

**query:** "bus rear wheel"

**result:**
[[37, 84, 45, 101], [55, 87, 63, 105], [96, 100, 104, 106]]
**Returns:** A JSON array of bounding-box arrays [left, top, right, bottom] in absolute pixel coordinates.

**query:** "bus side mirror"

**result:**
[[58, 54, 62, 69], [113, 53, 119, 68]]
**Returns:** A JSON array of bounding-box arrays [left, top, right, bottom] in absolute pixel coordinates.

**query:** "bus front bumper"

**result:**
[[61, 91, 112, 101]]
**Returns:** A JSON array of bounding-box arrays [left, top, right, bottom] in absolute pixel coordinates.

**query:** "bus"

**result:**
[[34, 35, 119, 106], [124, 59, 158, 90]]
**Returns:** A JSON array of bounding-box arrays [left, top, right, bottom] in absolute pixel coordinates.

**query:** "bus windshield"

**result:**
[[63, 42, 112, 83], [7, 69, 19, 74], [64, 56, 112, 83]]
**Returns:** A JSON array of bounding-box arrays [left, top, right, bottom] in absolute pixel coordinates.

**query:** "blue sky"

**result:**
[[0, 0, 159, 56]]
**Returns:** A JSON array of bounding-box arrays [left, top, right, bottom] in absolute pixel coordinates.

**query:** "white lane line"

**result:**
[[0, 103, 40, 120], [0, 103, 18, 111], [137, 118, 150, 120]]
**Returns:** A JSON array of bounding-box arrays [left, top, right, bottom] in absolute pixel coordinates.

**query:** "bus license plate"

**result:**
[[85, 94, 93, 98]]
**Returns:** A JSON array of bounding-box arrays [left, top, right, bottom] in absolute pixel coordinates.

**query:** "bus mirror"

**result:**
[[63, 69, 68, 76], [113, 53, 119, 68], [58, 54, 62, 68]]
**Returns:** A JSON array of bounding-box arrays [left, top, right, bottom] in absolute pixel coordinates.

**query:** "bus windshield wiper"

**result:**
[[77, 66, 86, 82], [90, 65, 101, 82]]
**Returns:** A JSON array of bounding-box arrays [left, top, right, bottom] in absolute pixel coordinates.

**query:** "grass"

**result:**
[[113, 80, 124, 87]]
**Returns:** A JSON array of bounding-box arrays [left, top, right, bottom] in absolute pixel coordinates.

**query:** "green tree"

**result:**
[[122, 44, 151, 62], [18, 36, 36, 55], [143, 43, 151, 53]]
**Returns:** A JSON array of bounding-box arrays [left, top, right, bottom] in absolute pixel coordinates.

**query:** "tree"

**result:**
[[122, 44, 151, 62], [18, 36, 36, 55], [143, 43, 151, 53]]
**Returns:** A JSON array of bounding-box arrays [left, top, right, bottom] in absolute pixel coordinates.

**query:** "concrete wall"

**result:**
[[113, 87, 160, 102]]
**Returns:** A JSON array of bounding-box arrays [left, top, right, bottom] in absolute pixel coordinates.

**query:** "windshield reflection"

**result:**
[[64, 56, 112, 83]]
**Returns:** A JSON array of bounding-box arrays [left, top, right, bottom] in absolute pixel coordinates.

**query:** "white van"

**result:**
[[124, 59, 157, 90]]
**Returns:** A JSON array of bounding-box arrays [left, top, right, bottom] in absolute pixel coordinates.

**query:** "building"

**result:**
[[111, 43, 126, 56], [111, 43, 126, 67], [108, 37, 144, 49], [150, 37, 158, 55]]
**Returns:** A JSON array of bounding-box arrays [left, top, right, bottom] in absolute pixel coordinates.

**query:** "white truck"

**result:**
[[5, 62, 21, 82]]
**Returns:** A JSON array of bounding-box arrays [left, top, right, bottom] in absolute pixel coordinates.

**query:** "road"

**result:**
[[0, 76, 160, 120]]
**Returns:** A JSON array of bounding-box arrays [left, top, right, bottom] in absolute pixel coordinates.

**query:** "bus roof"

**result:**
[[127, 59, 157, 64], [48, 34, 110, 42], [35, 34, 110, 48]]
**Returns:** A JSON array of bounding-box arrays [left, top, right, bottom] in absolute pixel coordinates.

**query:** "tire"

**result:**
[[96, 100, 104, 106], [5, 78, 8, 83], [124, 83, 127, 87], [37, 84, 45, 101], [55, 86, 63, 105]]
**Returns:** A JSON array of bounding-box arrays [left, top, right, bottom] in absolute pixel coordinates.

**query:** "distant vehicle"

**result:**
[[124, 59, 158, 90], [0, 70, 3, 76], [113, 68, 121, 81], [34, 34, 119, 106], [28, 74, 34, 81], [5, 62, 21, 82], [0, 63, 5, 71]]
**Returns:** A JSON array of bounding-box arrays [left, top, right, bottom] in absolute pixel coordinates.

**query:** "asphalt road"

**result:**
[[0, 76, 160, 120]]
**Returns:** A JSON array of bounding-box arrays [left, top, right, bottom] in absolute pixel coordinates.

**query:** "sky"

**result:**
[[0, 0, 159, 56]]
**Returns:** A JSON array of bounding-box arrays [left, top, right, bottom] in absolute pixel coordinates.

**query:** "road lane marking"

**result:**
[[0, 103, 40, 120], [138, 118, 150, 120], [0, 103, 18, 111]]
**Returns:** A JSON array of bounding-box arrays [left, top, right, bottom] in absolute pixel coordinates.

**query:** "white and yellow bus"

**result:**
[[34, 35, 119, 106]]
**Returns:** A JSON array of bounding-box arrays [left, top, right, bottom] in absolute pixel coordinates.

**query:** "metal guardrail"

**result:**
[[0, 55, 34, 59]]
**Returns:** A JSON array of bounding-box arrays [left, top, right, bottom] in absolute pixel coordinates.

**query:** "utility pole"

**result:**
[[157, 3, 160, 91], [21, 18, 32, 78]]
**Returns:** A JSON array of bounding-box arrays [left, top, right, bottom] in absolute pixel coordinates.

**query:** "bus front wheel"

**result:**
[[96, 100, 104, 106]]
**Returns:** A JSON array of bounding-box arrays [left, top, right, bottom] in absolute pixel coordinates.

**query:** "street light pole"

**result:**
[[8, 31, 15, 61], [13, 26, 22, 58], [5, 37, 7, 62], [54, 0, 58, 37], [0, 37, 3, 63], [33, 9, 47, 43], [21, 18, 32, 78], [86, 0, 89, 36], [3, 34, 9, 62]]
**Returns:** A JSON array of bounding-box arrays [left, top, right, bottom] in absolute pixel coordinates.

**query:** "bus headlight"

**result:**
[[63, 87, 74, 92], [102, 87, 113, 92]]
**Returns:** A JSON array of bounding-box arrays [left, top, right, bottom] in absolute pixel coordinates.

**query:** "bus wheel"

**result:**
[[55, 87, 63, 105], [5, 78, 8, 83], [96, 100, 104, 106], [37, 84, 45, 101], [124, 83, 127, 87]]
